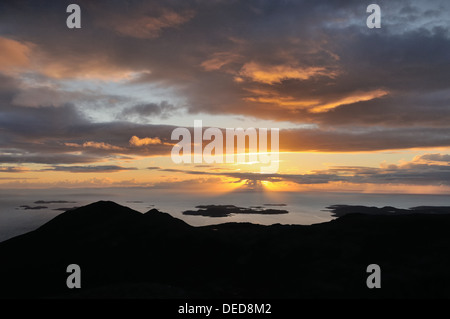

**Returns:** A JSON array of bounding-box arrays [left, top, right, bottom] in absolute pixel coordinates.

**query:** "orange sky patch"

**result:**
[[0, 37, 32, 73]]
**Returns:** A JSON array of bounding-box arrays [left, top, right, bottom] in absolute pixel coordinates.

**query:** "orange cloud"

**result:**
[[82, 141, 123, 151], [309, 89, 389, 113], [129, 136, 162, 146], [0, 37, 32, 73], [238, 61, 334, 84], [33, 53, 138, 80], [243, 87, 388, 113], [0, 36, 136, 80], [243, 88, 318, 109]]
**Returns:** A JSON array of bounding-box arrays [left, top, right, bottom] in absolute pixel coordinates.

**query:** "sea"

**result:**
[[1, 187, 449, 242]]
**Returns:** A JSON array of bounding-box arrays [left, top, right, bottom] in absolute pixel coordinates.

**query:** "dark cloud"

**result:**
[[0, 76, 177, 163], [0, 153, 101, 165], [19, 205, 47, 210], [418, 154, 450, 162], [42, 165, 137, 173], [119, 101, 176, 120], [0, 103, 87, 138], [307, 92, 450, 127], [0, 166, 27, 173], [281, 127, 450, 152], [311, 164, 450, 186]]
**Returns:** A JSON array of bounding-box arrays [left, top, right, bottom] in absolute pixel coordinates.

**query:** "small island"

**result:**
[[183, 204, 289, 217]]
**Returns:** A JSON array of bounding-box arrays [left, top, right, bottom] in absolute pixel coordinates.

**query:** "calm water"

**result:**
[[1, 188, 449, 242]]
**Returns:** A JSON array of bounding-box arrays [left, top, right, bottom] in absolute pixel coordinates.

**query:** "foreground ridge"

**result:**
[[1, 201, 450, 299]]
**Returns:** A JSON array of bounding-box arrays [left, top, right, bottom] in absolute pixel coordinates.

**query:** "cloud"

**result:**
[[238, 62, 333, 85], [83, 142, 122, 150], [0, 36, 134, 80], [43, 165, 137, 173], [415, 153, 450, 163], [0, 177, 155, 189], [157, 168, 339, 185], [0, 166, 29, 173], [308, 90, 389, 113], [201, 52, 241, 71], [66, 141, 124, 151], [0, 153, 101, 165], [12, 86, 80, 108], [10, 83, 129, 109], [0, 78, 176, 163], [129, 136, 162, 146], [242, 87, 389, 113], [109, 9, 195, 39], [119, 101, 176, 120], [33, 53, 136, 80], [0, 37, 32, 74], [280, 127, 450, 152]]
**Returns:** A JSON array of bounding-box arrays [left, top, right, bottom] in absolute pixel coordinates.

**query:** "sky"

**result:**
[[0, 0, 449, 194]]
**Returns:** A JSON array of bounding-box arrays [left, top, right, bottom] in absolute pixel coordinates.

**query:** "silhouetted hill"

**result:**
[[1, 201, 450, 299]]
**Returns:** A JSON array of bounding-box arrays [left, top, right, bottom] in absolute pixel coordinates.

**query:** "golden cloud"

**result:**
[[129, 136, 162, 146], [309, 89, 389, 113], [243, 87, 388, 113], [82, 141, 124, 151], [238, 62, 334, 84]]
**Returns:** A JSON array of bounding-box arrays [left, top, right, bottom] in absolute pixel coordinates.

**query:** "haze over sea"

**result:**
[[1, 188, 449, 242]]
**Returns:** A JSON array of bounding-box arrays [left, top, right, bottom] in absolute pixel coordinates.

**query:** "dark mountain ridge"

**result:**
[[1, 201, 450, 299]]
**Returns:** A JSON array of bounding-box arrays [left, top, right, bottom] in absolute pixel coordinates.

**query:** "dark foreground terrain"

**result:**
[[1, 201, 450, 299]]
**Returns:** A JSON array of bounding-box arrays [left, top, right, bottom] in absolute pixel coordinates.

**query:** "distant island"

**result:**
[[263, 203, 287, 207], [34, 200, 77, 204], [53, 207, 79, 211], [2, 201, 450, 299], [327, 204, 450, 217], [19, 205, 48, 210], [183, 204, 289, 217], [18, 200, 78, 211]]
